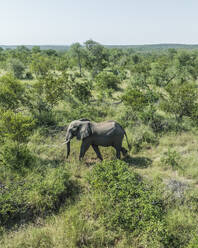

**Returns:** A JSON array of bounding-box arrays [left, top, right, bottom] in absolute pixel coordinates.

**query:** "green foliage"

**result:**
[[131, 125, 158, 153], [0, 166, 71, 227], [0, 140, 34, 172], [69, 42, 85, 75], [84, 39, 108, 73], [11, 230, 54, 248], [121, 87, 159, 129], [122, 88, 149, 111], [0, 74, 25, 111], [70, 80, 92, 103], [149, 57, 176, 87], [34, 72, 68, 107], [165, 207, 198, 248], [31, 46, 41, 54], [175, 50, 198, 82], [63, 102, 109, 123], [95, 71, 120, 97], [25, 89, 56, 127], [88, 160, 167, 245], [160, 148, 182, 170], [8, 58, 25, 79], [0, 111, 35, 174], [0, 110, 35, 143], [188, 235, 198, 248], [30, 54, 53, 78], [161, 82, 198, 121]]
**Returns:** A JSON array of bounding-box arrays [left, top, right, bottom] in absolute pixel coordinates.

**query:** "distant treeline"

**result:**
[[1, 43, 198, 52]]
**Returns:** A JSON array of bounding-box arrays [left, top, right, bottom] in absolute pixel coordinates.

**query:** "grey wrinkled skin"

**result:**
[[65, 119, 131, 161]]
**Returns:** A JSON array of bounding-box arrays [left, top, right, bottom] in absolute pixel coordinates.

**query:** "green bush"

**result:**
[[71, 80, 92, 103], [25, 90, 56, 127], [0, 140, 34, 172], [35, 72, 68, 107], [160, 82, 198, 122], [0, 166, 72, 227], [188, 235, 198, 248], [0, 110, 35, 143], [88, 160, 167, 246], [160, 148, 182, 170], [131, 125, 158, 153], [0, 74, 25, 111], [63, 103, 109, 123], [122, 88, 149, 112], [165, 208, 198, 248], [8, 58, 25, 79], [95, 71, 121, 97]]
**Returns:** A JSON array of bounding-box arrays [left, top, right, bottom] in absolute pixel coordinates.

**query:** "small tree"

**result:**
[[0, 74, 25, 111], [84, 40, 108, 74], [71, 80, 92, 103], [0, 110, 35, 172], [30, 54, 53, 78], [35, 72, 68, 107], [122, 88, 149, 112], [0, 110, 35, 143], [69, 43, 85, 76], [95, 71, 120, 97], [8, 58, 25, 79], [160, 82, 198, 121]]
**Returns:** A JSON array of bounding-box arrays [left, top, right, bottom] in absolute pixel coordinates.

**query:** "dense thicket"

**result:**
[[1, 41, 198, 247]]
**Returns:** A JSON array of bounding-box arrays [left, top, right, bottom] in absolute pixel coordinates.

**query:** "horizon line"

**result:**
[[1, 43, 198, 47]]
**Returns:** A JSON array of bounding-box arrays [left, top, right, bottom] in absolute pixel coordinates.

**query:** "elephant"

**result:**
[[65, 119, 131, 161]]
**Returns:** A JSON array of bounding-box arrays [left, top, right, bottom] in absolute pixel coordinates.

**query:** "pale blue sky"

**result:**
[[0, 0, 198, 45]]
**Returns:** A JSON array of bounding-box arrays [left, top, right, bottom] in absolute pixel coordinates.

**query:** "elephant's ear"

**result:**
[[77, 122, 92, 140]]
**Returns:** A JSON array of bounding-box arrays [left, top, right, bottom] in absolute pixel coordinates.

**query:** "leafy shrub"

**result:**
[[24, 71, 33, 80], [88, 160, 167, 246], [71, 80, 92, 103], [0, 140, 34, 172], [0, 74, 25, 111], [95, 71, 121, 97], [165, 208, 198, 248], [63, 103, 109, 123], [8, 58, 25, 79], [160, 82, 198, 122], [160, 148, 182, 170], [30, 54, 53, 78], [25, 90, 56, 127], [0, 166, 72, 227], [0, 110, 35, 143], [121, 88, 159, 128], [35, 72, 68, 107], [131, 125, 158, 153], [122, 88, 149, 112], [188, 235, 198, 248]]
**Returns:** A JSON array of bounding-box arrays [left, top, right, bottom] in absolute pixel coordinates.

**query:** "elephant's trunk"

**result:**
[[66, 141, 70, 158]]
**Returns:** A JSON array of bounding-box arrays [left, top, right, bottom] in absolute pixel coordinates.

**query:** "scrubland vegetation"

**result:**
[[1, 41, 198, 247]]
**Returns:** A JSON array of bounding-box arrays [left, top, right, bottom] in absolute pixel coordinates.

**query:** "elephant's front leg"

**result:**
[[79, 140, 90, 161]]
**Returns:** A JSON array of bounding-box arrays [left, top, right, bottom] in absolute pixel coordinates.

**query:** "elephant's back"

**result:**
[[93, 121, 124, 136]]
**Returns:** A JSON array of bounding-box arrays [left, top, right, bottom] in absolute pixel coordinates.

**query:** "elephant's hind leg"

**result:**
[[113, 144, 121, 159], [116, 149, 121, 159], [121, 147, 128, 156], [92, 145, 103, 161]]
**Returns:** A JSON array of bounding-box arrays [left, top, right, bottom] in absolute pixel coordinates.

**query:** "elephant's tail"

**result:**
[[124, 130, 131, 151]]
